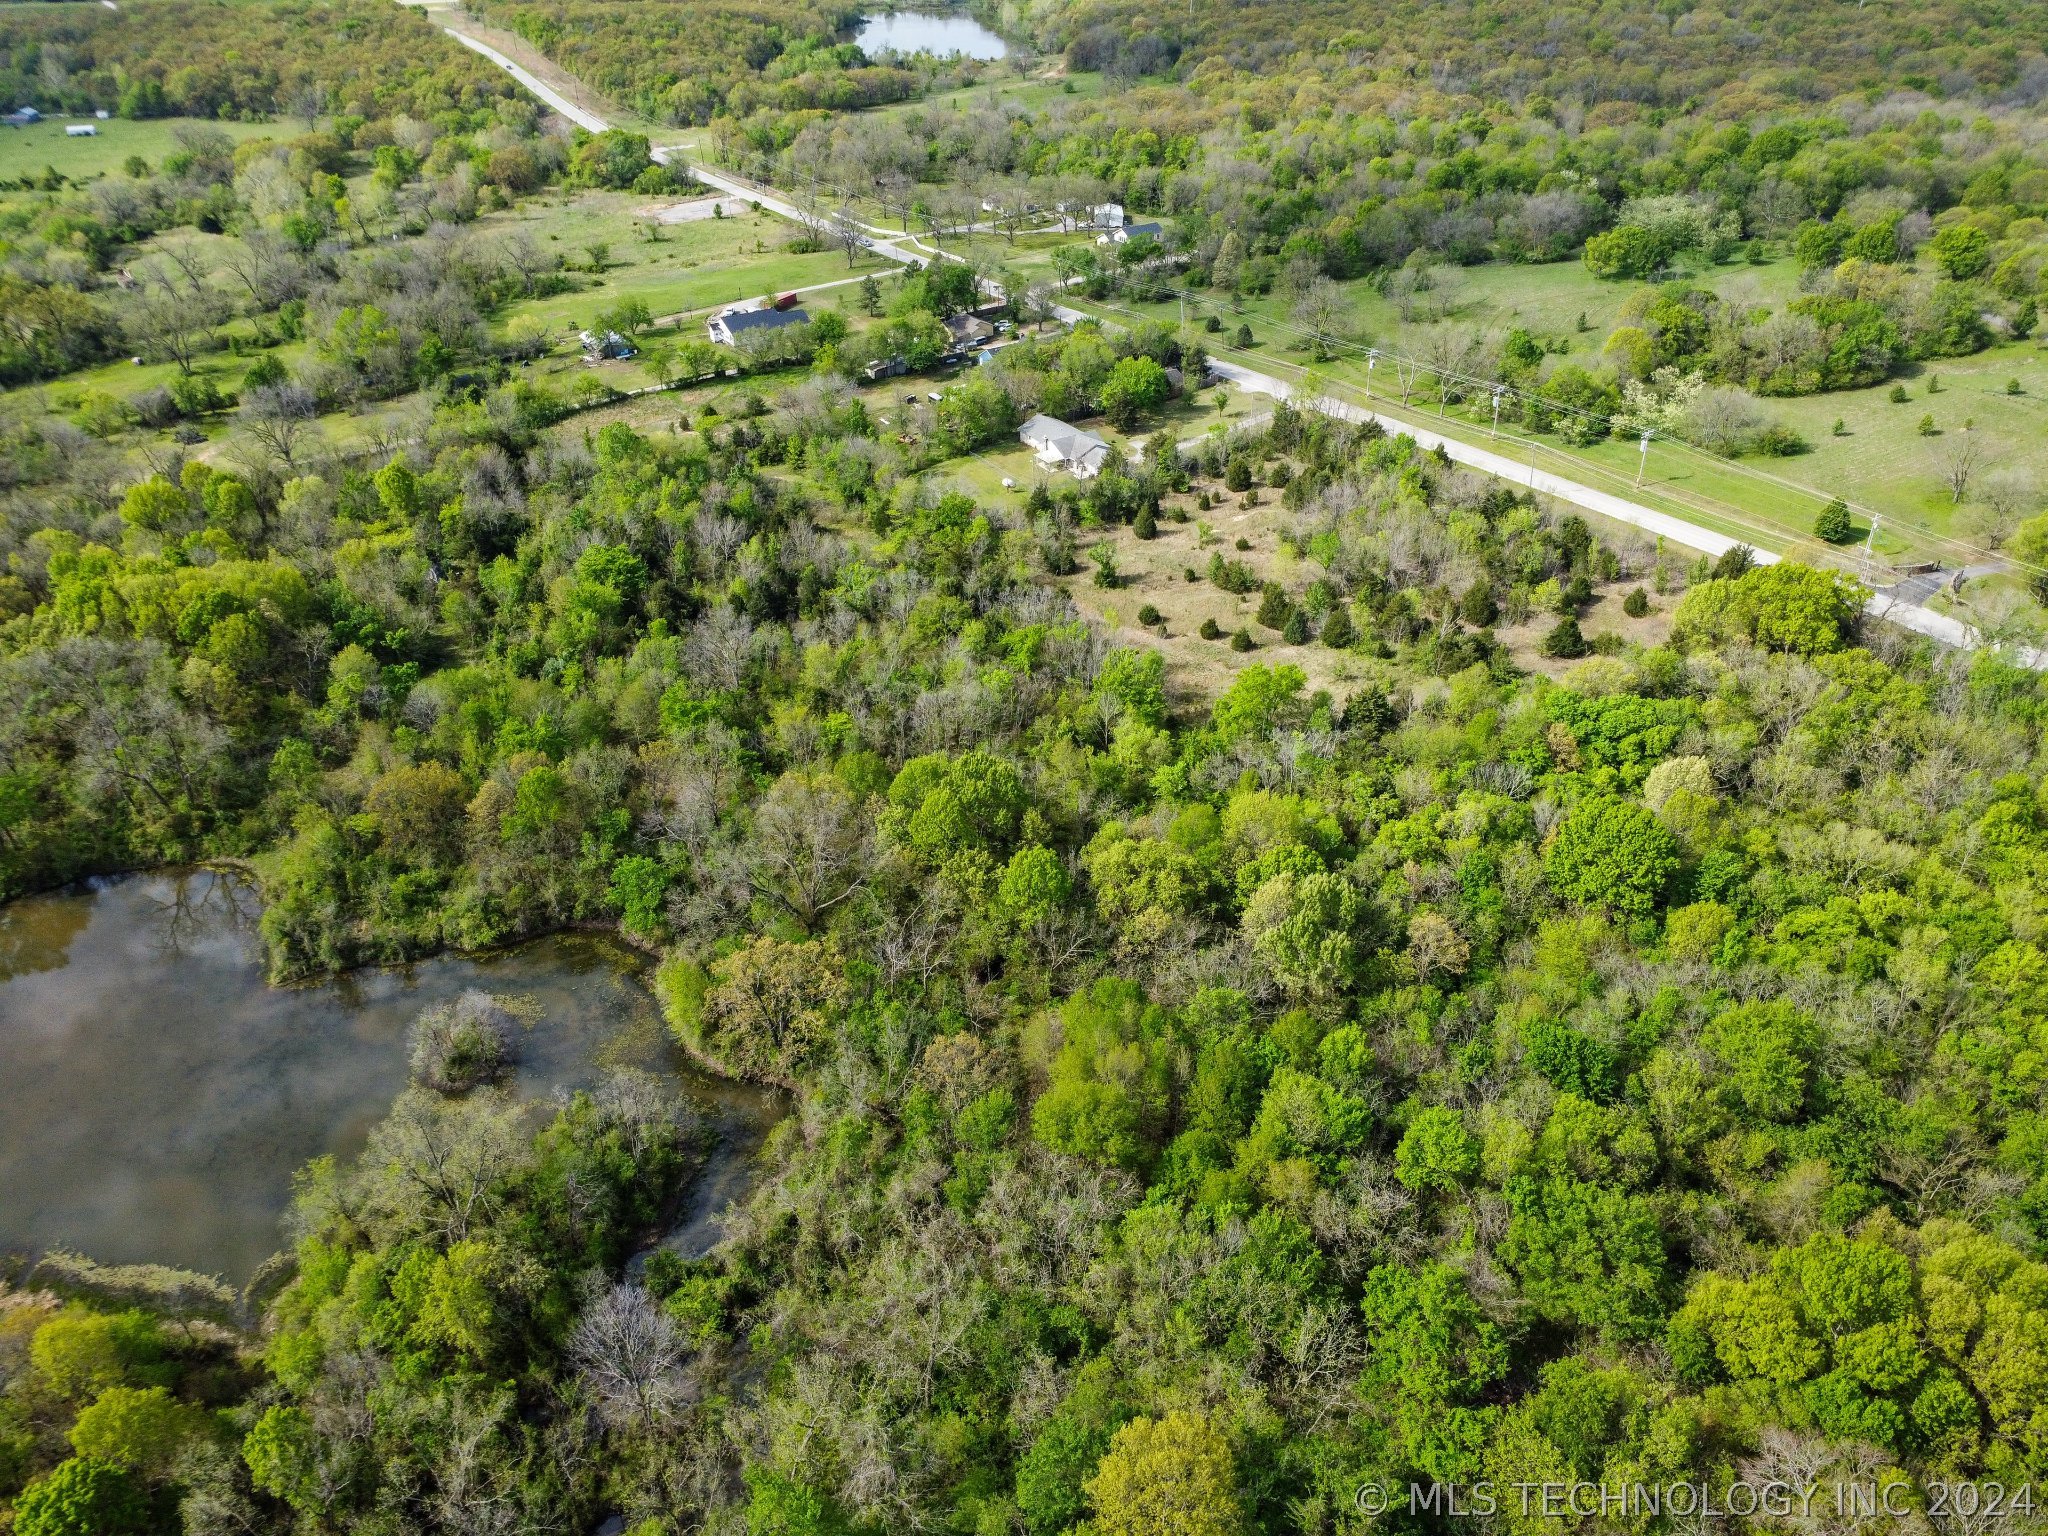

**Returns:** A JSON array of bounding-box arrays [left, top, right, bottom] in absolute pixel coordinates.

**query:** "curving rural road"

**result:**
[[423, 8, 2042, 667]]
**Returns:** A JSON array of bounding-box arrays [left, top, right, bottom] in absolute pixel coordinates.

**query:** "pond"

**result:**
[[0, 871, 783, 1281], [855, 9, 1009, 60]]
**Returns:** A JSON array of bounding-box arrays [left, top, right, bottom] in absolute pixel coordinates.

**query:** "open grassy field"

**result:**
[[0, 116, 281, 183], [481, 191, 874, 337], [1162, 252, 1806, 378], [1091, 257, 2048, 569], [860, 68, 1108, 126]]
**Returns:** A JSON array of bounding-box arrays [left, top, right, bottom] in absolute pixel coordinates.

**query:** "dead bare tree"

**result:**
[[567, 1280, 690, 1435], [124, 259, 223, 374], [238, 382, 320, 473], [744, 770, 873, 931], [1290, 275, 1352, 362], [831, 205, 865, 269], [1939, 430, 1984, 504]]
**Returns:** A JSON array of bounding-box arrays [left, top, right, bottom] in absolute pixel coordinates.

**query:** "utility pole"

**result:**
[[1865, 513, 1881, 577], [1491, 386, 1503, 438], [1365, 348, 1376, 399], [1636, 430, 1651, 488]]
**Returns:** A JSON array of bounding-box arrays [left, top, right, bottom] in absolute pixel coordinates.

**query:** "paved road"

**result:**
[[439, 28, 608, 133], [1197, 358, 2043, 667], [427, 20, 2044, 669]]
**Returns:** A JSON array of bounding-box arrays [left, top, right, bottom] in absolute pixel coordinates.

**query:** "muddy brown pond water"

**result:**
[[0, 870, 783, 1280]]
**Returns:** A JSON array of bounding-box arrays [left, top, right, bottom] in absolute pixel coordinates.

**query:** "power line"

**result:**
[[1088, 284, 2038, 580]]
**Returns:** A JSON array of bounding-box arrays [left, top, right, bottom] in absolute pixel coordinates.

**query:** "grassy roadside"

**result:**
[[1070, 295, 2029, 579], [1093, 279, 2048, 562]]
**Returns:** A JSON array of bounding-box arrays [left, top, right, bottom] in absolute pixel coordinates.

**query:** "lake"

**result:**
[[0, 871, 782, 1280], [855, 9, 1009, 59]]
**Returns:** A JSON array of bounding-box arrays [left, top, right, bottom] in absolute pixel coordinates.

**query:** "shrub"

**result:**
[[1133, 505, 1156, 539], [127, 386, 176, 429], [1541, 617, 1588, 658], [1234, 323, 1253, 348], [1283, 609, 1311, 645], [1255, 583, 1293, 630], [1889, 384, 1909, 403], [1917, 414, 1937, 436], [408, 991, 517, 1093], [1200, 617, 1223, 640], [1208, 553, 1256, 593], [1623, 587, 1650, 617], [1814, 498, 1853, 543], [1230, 627, 1255, 651], [1320, 606, 1356, 648], [1137, 604, 1163, 627], [241, 353, 288, 392]]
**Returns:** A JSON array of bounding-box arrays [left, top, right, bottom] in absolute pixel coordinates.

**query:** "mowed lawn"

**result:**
[[1126, 254, 1810, 388], [484, 192, 874, 337], [1105, 255, 2048, 560], [0, 116, 281, 183]]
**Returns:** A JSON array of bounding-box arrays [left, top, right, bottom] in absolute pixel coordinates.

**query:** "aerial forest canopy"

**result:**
[[1012, 0, 2048, 112], [6, 0, 2048, 1531], [0, 0, 527, 123]]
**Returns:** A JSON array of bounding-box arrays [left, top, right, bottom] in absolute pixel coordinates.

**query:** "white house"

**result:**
[[1019, 413, 1111, 479], [1098, 220, 1162, 247], [1091, 201, 1126, 231]]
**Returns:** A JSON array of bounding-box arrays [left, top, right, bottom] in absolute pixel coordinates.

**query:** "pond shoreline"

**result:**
[[0, 870, 787, 1283]]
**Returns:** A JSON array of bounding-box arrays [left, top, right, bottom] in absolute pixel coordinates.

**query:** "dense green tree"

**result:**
[[1544, 796, 1679, 915]]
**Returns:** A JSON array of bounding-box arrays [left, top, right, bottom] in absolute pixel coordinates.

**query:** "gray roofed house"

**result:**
[[944, 312, 996, 347], [707, 306, 810, 345], [1101, 220, 1164, 245], [1019, 413, 1111, 479]]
